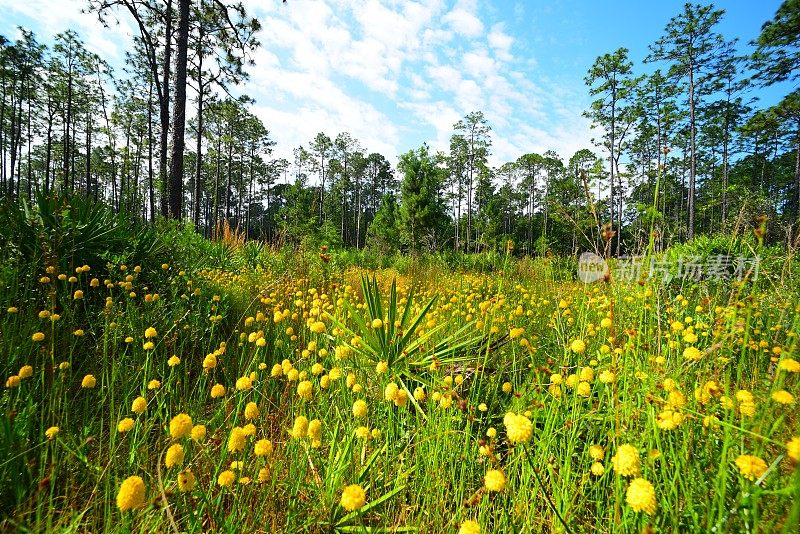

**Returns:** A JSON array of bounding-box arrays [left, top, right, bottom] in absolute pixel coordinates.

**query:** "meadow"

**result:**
[[1, 201, 799, 533]]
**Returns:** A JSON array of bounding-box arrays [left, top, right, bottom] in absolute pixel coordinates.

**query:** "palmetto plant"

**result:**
[[329, 275, 492, 413]]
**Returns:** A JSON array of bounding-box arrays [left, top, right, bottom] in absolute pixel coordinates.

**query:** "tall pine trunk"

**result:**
[[167, 0, 190, 220]]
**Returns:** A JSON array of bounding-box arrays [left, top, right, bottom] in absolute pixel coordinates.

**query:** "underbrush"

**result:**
[[1, 196, 799, 533]]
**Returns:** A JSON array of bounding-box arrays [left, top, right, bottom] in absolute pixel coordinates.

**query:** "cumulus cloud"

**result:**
[[0, 0, 595, 171]]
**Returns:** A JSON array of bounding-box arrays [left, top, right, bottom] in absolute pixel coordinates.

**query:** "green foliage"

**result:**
[[366, 194, 402, 255], [398, 145, 449, 252]]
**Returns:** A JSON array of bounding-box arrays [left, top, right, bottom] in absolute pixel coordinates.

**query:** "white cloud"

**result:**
[[442, 0, 484, 37], [0, 0, 596, 173], [487, 23, 514, 62], [0, 0, 135, 62]]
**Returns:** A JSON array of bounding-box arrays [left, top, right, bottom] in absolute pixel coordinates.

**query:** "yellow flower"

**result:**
[[297, 380, 313, 401], [656, 409, 684, 430], [217, 470, 236, 487], [255, 439, 273, 457], [683, 346, 701, 361], [177, 469, 196, 492], [589, 444, 605, 461], [458, 520, 481, 534], [577, 381, 591, 397], [144, 327, 157, 338], [771, 390, 795, 405], [414, 386, 426, 401], [502, 381, 513, 393], [611, 444, 640, 477], [579, 367, 594, 382], [210, 384, 226, 398], [598, 370, 615, 384], [309, 321, 326, 334], [309, 419, 322, 444], [394, 389, 409, 407], [778, 358, 800, 373], [7, 306, 18, 313], [19, 365, 33, 379], [167, 355, 181, 367], [117, 418, 135, 433], [132, 396, 147, 414], [32, 332, 45, 342], [81, 375, 97, 388], [228, 427, 248, 453], [484, 469, 506, 492], [503, 412, 533, 444], [116, 476, 146, 511], [236, 376, 253, 391], [384, 382, 399, 401], [570, 338, 586, 354], [254, 467, 269, 483], [735, 455, 768, 481], [510, 327, 525, 339], [352, 399, 368, 418], [147, 379, 161, 390], [191, 425, 206, 442], [375, 360, 388, 374], [291, 416, 309, 439], [73, 289, 84, 300], [626, 478, 657, 515], [371, 318, 383, 329], [165, 444, 184, 468], [45, 426, 60, 440], [787, 437, 800, 463], [203, 354, 218, 370], [169, 413, 193, 439], [340, 484, 366, 511], [143, 341, 154, 350], [244, 402, 260, 420], [590, 462, 605, 476]]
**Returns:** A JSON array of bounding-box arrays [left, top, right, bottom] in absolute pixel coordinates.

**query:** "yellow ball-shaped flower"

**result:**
[[503, 412, 533, 444], [484, 469, 506, 492], [81, 375, 97, 388], [611, 444, 640, 477], [352, 399, 368, 418], [131, 396, 147, 414], [340, 484, 366, 511], [227, 427, 248, 453], [116, 475, 146, 511], [626, 478, 657, 515], [169, 413, 193, 439], [117, 418, 135, 433], [165, 444, 185, 468], [255, 439, 273, 457], [570, 339, 586, 354], [735, 454, 767, 481]]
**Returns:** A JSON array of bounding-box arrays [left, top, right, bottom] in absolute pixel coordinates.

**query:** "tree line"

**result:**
[[0, 1, 797, 255]]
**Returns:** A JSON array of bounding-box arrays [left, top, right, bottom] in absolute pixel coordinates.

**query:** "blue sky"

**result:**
[[0, 0, 791, 167]]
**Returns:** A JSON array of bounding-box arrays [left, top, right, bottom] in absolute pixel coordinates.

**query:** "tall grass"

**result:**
[[1, 216, 799, 532]]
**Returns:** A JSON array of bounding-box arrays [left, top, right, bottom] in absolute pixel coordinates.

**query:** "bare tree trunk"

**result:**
[[688, 61, 696, 240], [159, 0, 173, 217], [167, 0, 189, 220]]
